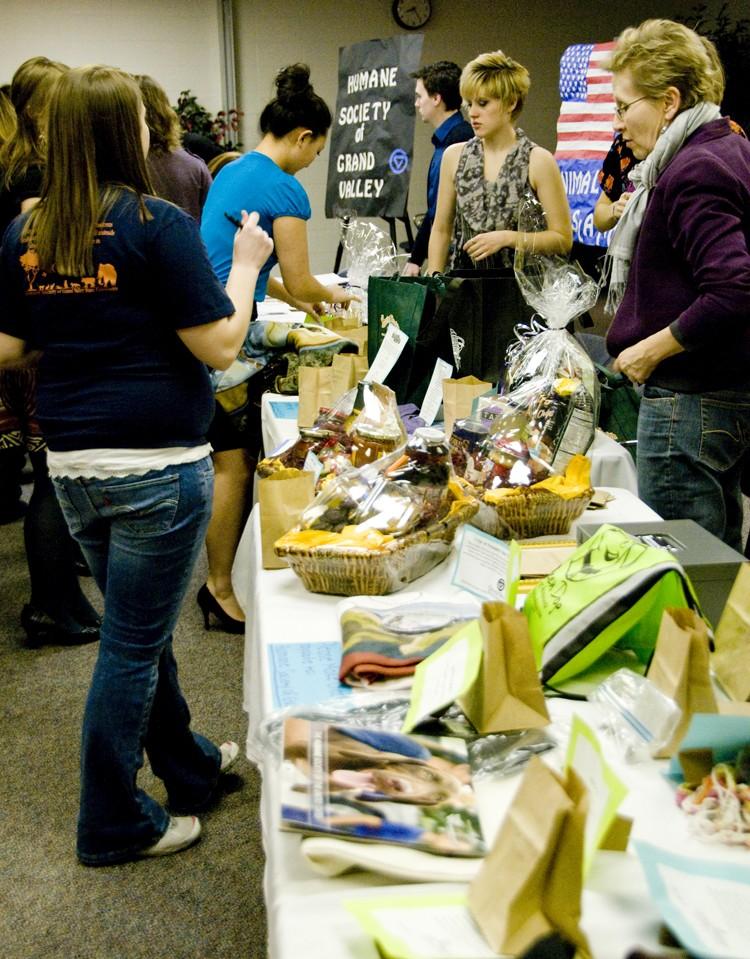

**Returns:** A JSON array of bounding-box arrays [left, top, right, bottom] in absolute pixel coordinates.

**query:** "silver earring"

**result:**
[[660, 124, 669, 134]]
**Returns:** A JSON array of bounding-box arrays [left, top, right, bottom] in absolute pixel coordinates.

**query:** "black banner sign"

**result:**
[[325, 34, 424, 219]]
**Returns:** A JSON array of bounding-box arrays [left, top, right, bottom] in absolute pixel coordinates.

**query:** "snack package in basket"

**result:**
[[257, 382, 405, 492], [505, 196, 600, 471], [274, 429, 479, 595]]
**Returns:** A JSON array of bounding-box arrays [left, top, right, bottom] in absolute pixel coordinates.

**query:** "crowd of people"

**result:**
[[0, 16, 748, 866]]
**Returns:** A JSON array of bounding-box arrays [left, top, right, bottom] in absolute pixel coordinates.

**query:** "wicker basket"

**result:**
[[471, 487, 594, 540], [275, 497, 478, 596]]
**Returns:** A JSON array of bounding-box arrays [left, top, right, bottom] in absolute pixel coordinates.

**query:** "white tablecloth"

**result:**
[[231, 488, 736, 959], [260, 393, 639, 495]]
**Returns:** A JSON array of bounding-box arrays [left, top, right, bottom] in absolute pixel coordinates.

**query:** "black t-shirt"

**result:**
[[0, 165, 43, 245], [0, 191, 234, 450]]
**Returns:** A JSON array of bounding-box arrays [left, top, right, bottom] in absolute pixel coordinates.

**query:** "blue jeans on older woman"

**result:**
[[53, 456, 222, 865], [637, 387, 750, 553]]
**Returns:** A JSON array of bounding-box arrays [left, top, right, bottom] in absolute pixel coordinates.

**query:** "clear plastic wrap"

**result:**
[[340, 219, 404, 323], [253, 695, 554, 781], [589, 668, 682, 763], [506, 195, 601, 470], [299, 427, 452, 538], [257, 382, 405, 491]]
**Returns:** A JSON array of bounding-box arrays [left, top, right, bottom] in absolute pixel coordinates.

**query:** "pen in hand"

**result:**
[[224, 211, 243, 229]]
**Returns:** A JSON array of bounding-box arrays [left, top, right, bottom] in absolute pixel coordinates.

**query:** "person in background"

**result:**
[[207, 149, 242, 178], [604, 19, 750, 552], [403, 61, 472, 276], [593, 132, 638, 233], [135, 74, 211, 223], [427, 50, 572, 274], [198, 63, 355, 633], [0, 55, 101, 647], [0, 64, 272, 864]]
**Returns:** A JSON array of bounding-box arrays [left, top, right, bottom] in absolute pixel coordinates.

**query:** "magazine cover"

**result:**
[[280, 718, 486, 857]]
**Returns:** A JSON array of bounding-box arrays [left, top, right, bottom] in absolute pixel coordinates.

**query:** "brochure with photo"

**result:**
[[280, 718, 486, 858]]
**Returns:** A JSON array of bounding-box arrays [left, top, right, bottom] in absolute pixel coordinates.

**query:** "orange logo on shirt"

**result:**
[[19, 249, 118, 295]]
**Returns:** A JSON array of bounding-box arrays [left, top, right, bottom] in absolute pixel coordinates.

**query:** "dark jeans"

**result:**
[[637, 387, 750, 553], [53, 458, 221, 865]]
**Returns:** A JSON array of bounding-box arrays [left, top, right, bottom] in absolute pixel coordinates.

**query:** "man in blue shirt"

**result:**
[[404, 61, 473, 275]]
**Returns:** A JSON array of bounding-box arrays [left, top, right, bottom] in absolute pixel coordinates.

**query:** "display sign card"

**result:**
[[268, 642, 350, 710], [325, 35, 424, 219], [451, 525, 520, 605], [634, 841, 750, 959], [346, 890, 495, 959], [565, 713, 628, 873], [402, 621, 482, 733]]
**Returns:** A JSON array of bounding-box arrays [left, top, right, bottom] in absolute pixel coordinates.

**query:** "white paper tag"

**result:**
[[451, 525, 520, 604], [419, 358, 453, 425], [365, 325, 409, 384], [302, 450, 323, 485]]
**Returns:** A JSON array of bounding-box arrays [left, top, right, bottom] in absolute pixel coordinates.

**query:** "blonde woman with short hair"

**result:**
[[427, 50, 572, 274]]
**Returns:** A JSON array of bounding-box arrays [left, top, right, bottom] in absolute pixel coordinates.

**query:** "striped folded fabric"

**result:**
[[338, 598, 478, 687]]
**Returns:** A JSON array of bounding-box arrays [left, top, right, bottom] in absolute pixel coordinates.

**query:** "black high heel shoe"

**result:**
[[196, 584, 245, 634], [21, 604, 100, 649]]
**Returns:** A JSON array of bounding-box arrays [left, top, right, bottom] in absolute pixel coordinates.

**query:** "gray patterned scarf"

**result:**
[[603, 101, 721, 314]]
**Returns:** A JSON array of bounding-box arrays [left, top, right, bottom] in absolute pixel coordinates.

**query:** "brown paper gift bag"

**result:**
[[458, 602, 550, 734], [469, 756, 590, 958], [712, 564, 750, 701], [258, 469, 315, 569], [442, 375, 492, 437], [330, 353, 369, 403], [646, 607, 717, 758], [345, 326, 368, 356], [297, 366, 333, 428]]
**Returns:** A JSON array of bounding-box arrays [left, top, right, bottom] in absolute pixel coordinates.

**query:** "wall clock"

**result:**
[[391, 0, 432, 30]]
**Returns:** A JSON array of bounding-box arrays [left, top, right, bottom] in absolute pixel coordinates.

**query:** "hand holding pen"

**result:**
[[227, 210, 273, 271]]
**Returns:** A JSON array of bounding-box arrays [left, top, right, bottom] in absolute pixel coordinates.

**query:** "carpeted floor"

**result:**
[[0, 509, 267, 959]]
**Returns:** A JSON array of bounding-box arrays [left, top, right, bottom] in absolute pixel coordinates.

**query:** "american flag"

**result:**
[[555, 41, 616, 161]]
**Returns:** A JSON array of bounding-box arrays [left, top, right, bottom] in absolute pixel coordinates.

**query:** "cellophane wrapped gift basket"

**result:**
[[274, 427, 478, 595], [447, 197, 600, 539]]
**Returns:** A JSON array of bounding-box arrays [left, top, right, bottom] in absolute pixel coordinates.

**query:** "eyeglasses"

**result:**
[[614, 96, 648, 120]]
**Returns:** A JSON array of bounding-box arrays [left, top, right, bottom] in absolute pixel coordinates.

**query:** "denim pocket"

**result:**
[[698, 397, 745, 473], [101, 472, 180, 537], [53, 480, 85, 536]]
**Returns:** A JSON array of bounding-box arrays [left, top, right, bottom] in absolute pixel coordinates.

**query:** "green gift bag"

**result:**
[[367, 274, 445, 404], [523, 523, 703, 686], [596, 363, 640, 461]]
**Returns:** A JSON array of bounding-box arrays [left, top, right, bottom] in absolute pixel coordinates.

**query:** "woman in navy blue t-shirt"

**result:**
[[0, 65, 272, 866]]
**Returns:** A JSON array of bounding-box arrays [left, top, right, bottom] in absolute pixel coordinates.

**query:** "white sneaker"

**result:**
[[140, 816, 201, 857], [219, 740, 240, 772]]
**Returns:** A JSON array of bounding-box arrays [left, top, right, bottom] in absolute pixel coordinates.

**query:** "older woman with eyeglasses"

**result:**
[[603, 19, 750, 553]]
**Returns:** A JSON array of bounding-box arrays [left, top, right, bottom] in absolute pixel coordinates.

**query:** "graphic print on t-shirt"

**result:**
[[19, 221, 119, 295]]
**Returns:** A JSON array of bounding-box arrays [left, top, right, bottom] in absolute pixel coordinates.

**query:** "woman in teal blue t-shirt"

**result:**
[[198, 63, 355, 634]]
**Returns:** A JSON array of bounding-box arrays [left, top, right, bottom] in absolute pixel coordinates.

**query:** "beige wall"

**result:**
[[0, 0, 224, 112], [232, 0, 728, 272]]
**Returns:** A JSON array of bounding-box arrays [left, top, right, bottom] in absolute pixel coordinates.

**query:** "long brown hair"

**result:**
[[134, 74, 181, 153], [0, 56, 68, 188], [25, 65, 153, 276], [0, 86, 16, 146]]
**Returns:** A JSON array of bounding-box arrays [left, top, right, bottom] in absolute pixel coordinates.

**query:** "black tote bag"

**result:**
[[406, 268, 535, 397]]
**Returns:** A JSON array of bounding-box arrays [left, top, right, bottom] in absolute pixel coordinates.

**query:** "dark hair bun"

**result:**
[[275, 63, 313, 102]]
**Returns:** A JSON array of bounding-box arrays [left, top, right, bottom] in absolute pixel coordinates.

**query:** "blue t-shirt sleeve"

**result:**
[[273, 177, 311, 221], [148, 203, 234, 329]]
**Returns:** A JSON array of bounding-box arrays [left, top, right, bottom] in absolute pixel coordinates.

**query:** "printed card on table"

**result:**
[[402, 621, 482, 733], [565, 713, 628, 873], [452, 525, 520, 606], [346, 890, 495, 959]]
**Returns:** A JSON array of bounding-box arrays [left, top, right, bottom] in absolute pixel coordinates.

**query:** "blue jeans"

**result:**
[[637, 387, 750, 553], [53, 458, 221, 865]]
